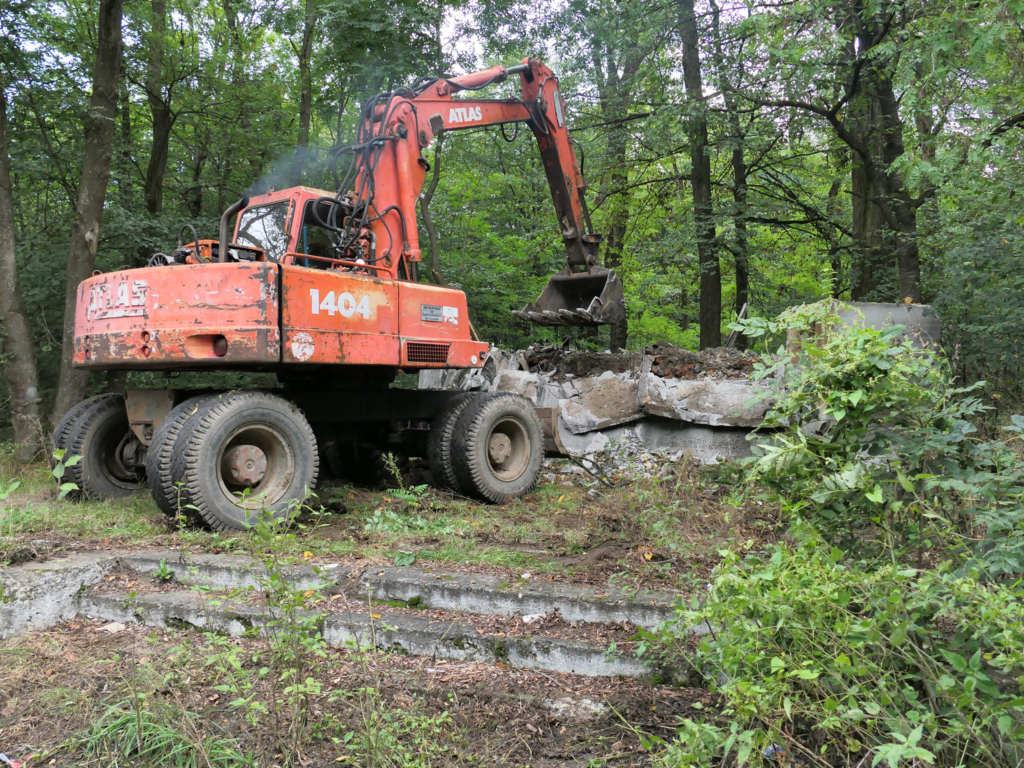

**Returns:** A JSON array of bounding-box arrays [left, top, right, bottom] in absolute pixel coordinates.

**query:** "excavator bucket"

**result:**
[[514, 267, 626, 327]]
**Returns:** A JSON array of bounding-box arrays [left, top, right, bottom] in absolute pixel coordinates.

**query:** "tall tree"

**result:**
[[709, 0, 749, 333], [52, 0, 124, 426], [0, 70, 43, 460], [143, 0, 172, 215], [289, 0, 318, 184], [590, 25, 643, 351], [678, 0, 720, 348]]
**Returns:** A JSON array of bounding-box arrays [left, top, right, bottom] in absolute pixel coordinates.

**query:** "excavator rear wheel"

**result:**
[[50, 393, 122, 495], [450, 393, 543, 503], [180, 391, 319, 531], [147, 394, 216, 520], [65, 395, 147, 500]]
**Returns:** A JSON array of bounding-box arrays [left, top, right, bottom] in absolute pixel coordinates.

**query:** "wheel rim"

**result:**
[[101, 425, 145, 489], [217, 424, 295, 508], [485, 416, 530, 483]]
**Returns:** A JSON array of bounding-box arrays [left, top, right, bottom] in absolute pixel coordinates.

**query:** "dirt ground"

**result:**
[[0, 618, 710, 766]]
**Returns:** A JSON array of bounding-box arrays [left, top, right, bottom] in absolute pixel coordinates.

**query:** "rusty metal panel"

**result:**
[[124, 389, 175, 445], [280, 267, 401, 365], [73, 263, 280, 369], [397, 282, 488, 368]]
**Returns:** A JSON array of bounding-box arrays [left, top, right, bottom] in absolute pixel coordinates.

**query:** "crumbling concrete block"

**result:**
[[638, 373, 770, 427], [548, 411, 754, 465], [558, 371, 643, 435], [492, 370, 567, 408], [635, 418, 754, 463]]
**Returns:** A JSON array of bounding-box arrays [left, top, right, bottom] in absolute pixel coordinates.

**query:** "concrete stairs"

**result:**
[[1, 550, 705, 679]]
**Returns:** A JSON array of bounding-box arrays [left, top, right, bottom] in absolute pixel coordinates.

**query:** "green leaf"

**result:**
[[890, 624, 907, 646], [394, 551, 416, 567], [865, 486, 885, 504]]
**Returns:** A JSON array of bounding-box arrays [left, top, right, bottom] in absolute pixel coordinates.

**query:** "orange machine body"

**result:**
[[74, 187, 488, 372]]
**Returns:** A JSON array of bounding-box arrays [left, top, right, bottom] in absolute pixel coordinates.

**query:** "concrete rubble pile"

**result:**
[[420, 341, 774, 466]]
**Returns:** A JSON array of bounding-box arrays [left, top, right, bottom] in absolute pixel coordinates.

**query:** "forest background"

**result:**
[[2, 0, 1024, 453]]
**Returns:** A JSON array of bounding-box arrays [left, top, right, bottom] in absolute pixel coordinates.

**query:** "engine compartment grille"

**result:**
[[406, 342, 450, 364]]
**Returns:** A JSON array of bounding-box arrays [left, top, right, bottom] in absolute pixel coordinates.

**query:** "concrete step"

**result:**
[[81, 589, 653, 679], [123, 551, 688, 631]]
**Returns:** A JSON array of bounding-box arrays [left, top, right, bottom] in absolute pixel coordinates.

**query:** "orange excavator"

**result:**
[[52, 59, 625, 530]]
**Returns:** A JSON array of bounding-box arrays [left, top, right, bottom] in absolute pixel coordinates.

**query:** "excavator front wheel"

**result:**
[[427, 392, 476, 494], [450, 393, 543, 503], [179, 391, 319, 531]]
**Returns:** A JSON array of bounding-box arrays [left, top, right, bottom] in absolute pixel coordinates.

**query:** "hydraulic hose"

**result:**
[[219, 196, 250, 262]]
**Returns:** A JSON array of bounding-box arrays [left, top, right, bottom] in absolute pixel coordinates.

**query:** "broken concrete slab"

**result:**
[[635, 419, 755, 464], [558, 371, 643, 434], [548, 412, 756, 465], [638, 373, 771, 428], [0, 552, 119, 639], [837, 302, 941, 347], [491, 370, 566, 408]]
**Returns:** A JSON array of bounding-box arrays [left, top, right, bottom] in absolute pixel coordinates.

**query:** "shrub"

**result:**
[[740, 304, 1024, 574], [653, 533, 1024, 768]]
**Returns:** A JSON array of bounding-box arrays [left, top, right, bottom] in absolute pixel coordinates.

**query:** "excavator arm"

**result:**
[[327, 58, 625, 327]]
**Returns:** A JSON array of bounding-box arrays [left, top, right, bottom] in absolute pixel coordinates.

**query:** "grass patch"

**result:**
[[0, 446, 773, 590]]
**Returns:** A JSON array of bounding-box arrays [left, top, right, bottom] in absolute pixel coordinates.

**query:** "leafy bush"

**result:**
[[653, 534, 1024, 768], [741, 304, 1024, 574]]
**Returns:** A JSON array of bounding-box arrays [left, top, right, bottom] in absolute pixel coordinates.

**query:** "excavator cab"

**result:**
[[514, 266, 625, 326]]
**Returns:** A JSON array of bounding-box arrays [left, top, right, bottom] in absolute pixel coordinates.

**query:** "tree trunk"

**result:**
[[0, 76, 44, 460], [52, 0, 124, 428], [289, 0, 317, 184], [826, 179, 843, 298], [187, 127, 208, 218], [590, 34, 641, 352], [118, 83, 133, 206], [848, 79, 886, 300], [679, 0, 720, 349], [143, 0, 172, 216], [710, 0, 747, 344]]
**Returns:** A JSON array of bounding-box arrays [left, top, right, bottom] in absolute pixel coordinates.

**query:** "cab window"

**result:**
[[236, 201, 293, 262]]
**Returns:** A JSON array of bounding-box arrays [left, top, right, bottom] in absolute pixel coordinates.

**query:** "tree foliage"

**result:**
[[1, 0, 1024, 430]]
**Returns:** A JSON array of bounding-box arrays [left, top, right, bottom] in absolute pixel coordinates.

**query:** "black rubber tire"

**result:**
[[50, 393, 120, 470], [450, 392, 543, 503], [427, 392, 477, 493], [66, 395, 146, 500], [146, 394, 216, 519], [181, 391, 319, 531]]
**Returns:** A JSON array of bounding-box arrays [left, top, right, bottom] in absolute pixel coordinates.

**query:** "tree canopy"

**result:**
[[3, 0, 1024, 437]]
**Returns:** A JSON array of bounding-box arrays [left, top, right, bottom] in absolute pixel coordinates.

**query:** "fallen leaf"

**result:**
[[99, 622, 126, 634], [370, 614, 381, 619], [303, 551, 314, 559]]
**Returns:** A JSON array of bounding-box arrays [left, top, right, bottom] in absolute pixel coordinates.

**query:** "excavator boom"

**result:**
[[331, 58, 625, 327]]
